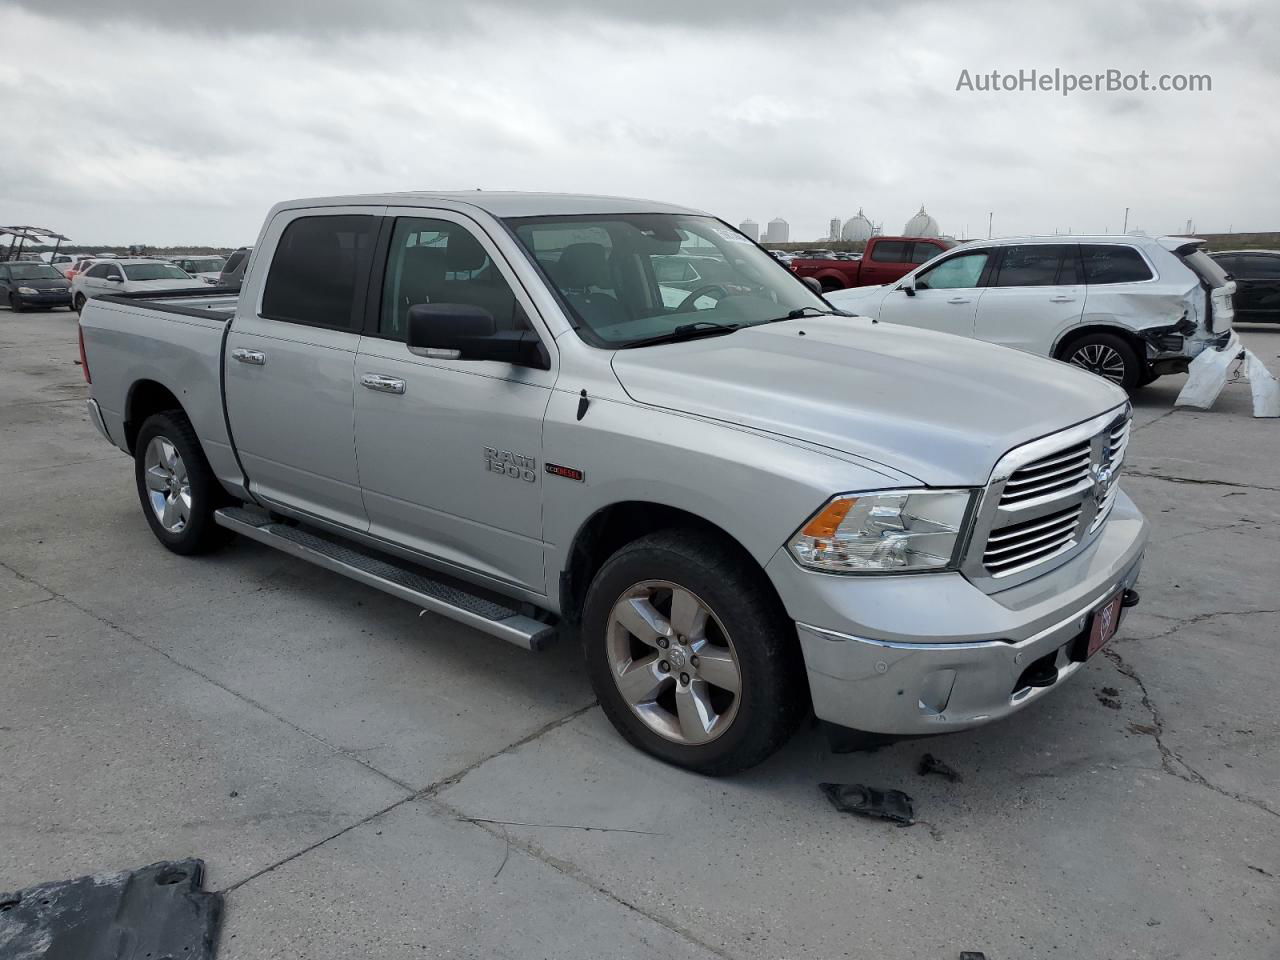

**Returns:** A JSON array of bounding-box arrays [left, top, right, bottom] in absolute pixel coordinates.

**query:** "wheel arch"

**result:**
[[1052, 323, 1148, 363], [124, 379, 185, 454], [559, 501, 789, 629]]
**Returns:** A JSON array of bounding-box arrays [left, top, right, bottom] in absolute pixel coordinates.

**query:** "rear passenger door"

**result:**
[[973, 244, 1085, 355], [224, 207, 382, 530], [353, 210, 557, 593]]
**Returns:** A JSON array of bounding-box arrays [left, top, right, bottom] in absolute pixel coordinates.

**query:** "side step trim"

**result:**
[[214, 507, 556, 651]]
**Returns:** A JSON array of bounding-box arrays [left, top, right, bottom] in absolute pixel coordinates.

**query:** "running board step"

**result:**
[[214, 506, 556, 651]]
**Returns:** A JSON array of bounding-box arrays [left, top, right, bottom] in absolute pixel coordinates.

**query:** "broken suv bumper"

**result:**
[[766, 490, 1148, 735]]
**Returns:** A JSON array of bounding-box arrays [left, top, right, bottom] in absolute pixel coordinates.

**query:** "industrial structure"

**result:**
[[738, 218, 759, 241], [903, 205, 941, 238], [765, 217, 790, 243]]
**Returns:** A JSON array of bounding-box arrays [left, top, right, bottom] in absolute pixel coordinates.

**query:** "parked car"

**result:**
[[791, 236, 956, 291], [217, 247, 252, 289], [1209, 250, 1280, 323], [1, 260, 73, 311], [79, 191, 1146, 775], [826, 235, 1235, 390], [64, 257, 100, 283], [71, 259, 199, 310], [168, 256, 228, 283]]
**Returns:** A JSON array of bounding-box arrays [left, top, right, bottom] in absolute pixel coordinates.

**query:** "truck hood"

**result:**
[[610, 317, 1127, 486]]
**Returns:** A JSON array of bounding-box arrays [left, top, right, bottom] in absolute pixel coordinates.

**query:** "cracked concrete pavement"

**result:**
[[1, 307, 1277, 958]]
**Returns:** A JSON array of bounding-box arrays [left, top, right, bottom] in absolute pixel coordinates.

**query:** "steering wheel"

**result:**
[[676, 284, 729, 313]]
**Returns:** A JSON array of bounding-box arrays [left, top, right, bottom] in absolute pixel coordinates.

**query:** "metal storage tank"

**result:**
[[903, 205, 941, 238], [738, 219, 759, 241], [765, 218, 789, 243], [840, 208, 876, 242]]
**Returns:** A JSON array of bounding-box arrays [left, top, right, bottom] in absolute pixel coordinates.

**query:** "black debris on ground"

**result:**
[[819, 783, 914, 825], [0, 859, 222, 960], [917, 753, 963, 783], [959, 953, 989, 960]]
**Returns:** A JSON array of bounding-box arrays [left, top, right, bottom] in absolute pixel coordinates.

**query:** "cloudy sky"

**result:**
[[2, 0, 1277, 245]]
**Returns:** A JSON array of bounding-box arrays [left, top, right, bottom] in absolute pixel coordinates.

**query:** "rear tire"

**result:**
[[134, 410, 230, 555], [1059, 332, 1141, 391], [73, 293, 86, 312], [581, 529, 807, 775]]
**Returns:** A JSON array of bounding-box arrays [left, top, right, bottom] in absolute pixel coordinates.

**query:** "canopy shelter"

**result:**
[[2, 226, 72, 262]]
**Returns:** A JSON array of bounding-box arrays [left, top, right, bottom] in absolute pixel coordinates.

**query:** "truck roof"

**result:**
[[272, 191, 705, 219]]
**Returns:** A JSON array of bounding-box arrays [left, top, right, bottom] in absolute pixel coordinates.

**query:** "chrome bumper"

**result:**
[[770, 490, 1149, 735]]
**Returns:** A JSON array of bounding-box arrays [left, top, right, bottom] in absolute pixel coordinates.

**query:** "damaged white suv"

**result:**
[[827, 235, 1235, 390]]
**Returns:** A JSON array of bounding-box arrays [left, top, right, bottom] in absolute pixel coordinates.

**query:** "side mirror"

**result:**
[[106, 275, 123, 282], [406, 303, 549, 369], [899, 276, 916, 297], [801, 276, 822, 295]]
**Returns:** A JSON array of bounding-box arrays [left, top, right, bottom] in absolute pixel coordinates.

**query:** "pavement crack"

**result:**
[[1125, 470, 1280, 494], [1124, 607, 1280, 643], [1104, 647, 1280, 820]]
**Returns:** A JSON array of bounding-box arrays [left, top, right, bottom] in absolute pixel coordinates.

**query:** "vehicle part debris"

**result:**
[[0, 859, 222, 960], [1176, 331, 1280, 416], [819, 782, 915, 824], [959, 953, 989, 960], [917, 753, 963, 782]]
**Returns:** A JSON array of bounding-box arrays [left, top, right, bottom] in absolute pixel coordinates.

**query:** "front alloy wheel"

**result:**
[[607, 580, 741, 745]]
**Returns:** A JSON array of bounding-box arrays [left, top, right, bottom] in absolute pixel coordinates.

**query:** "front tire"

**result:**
[[1060, 332, 1141, 391], [134, 411, 229, 555], [581, 530, 807, 775], [9, 294, 24, 313], [73, 292, 86, 312]]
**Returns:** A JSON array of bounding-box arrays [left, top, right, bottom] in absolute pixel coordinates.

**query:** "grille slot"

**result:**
[[983, 506, 1082, 574], [999, 441, 1091, 505]]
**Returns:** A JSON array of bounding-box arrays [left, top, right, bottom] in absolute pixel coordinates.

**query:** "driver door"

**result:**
[[878, 249, 992, 338]]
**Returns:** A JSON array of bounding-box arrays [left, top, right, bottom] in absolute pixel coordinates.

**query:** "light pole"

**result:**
[[987, 212, 993, 239], [1122, 207, 1129, 233]]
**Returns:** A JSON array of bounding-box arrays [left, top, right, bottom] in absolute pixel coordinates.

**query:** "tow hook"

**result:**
[[1122, 589, 1140, 608]]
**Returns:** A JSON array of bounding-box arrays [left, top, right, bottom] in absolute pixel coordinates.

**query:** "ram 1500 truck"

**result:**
[[79, 192, 1148, 775], [789, 236, 957, 291]]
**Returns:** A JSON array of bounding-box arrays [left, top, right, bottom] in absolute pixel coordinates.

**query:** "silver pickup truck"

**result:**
[[79, 192, 1149, 774]]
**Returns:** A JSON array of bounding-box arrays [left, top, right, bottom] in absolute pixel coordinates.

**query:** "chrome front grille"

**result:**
[[967, 407, 1131, 585]]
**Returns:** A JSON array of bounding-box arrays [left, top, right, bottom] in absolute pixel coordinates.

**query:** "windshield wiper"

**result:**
[[765, 307, 840, 323], [622, 320, 741, 348]]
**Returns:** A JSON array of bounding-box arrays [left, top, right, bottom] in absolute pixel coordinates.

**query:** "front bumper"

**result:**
[[16, 290, 72, 306], [767, 489, 1149, 735]]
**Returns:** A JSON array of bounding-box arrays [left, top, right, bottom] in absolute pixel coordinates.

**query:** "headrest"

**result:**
[[446, 231, 487, 272], [555, 243, 611, 289]]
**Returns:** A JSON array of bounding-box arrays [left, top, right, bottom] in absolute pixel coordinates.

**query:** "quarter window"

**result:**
[[916, 252, 989, 290], [378, 217, 527, 341], [1080, 244, 1153, 284], [261, 215, 376, 329]]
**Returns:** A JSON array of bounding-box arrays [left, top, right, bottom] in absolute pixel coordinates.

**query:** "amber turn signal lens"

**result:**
[[801, 498, 855, 539]]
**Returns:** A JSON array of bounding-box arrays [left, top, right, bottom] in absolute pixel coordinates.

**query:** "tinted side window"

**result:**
[[1241, 255, 1280, 279], [870, 241, 910, 262], [909, 242, 943, 264], [223, 250, 247, 275], [1080, 244, 1153, 284], [993, 244, 1072, 287], [379, 217, 526, 342], [261, 216, 376, 329]]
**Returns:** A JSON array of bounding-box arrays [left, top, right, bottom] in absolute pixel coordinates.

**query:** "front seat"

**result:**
[[554, 243, 628, 327]]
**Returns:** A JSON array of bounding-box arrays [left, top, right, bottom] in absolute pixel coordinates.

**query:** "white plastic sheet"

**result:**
[[1175, 331, 1280, 417]]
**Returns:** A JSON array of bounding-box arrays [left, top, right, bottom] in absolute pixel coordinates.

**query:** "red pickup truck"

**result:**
[[790, 236, 956, 291]]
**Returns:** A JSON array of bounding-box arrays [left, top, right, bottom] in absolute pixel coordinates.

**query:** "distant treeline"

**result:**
[[13, 244, 236, 256]]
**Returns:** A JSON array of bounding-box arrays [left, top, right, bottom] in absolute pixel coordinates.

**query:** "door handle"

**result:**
[[231, 348, 266, 365], [361, 373, 407, 395], [947, 297, 971, 304], [1049, 295, 1076, 303]]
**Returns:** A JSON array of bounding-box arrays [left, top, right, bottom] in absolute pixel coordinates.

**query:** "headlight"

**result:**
[[17, 287, 39, 295], [788, 489, 974, 574]]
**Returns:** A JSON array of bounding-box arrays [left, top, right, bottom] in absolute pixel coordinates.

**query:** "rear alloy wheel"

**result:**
[[1063, 333, 1141, 391], [582, 530, 807, 775], [134, 410, 229, 555]]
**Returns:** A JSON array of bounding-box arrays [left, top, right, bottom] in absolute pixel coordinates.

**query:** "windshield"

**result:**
[[180, 257, 225, 272], [507, 213, 832, 347], [6, 264, 63, 280], [122, 263, 192, 281]]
